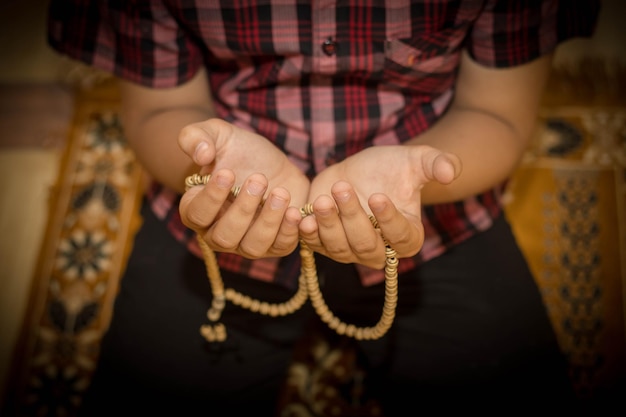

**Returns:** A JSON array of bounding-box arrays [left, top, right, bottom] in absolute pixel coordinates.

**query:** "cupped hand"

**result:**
[[299, 145, 461, 268], [178, 118, 310, 258]]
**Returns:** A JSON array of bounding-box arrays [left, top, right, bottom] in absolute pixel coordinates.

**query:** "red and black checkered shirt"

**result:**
[[48, 0, 598, 287]]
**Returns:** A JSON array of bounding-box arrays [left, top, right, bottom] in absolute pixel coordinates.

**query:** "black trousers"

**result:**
[[79, 201, 575, 416], [316, 219, 577, 414]]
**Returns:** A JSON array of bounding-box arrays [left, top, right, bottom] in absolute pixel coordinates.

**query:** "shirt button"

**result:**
[[325, 151, 337, 166], [322, 38, 338, 56]]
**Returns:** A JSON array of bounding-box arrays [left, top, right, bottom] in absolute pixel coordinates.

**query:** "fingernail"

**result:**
[[215, 174, 231, 189], [316, 208, 333, 217], [193, 142, 208, 162], [372, 200, 387, 213], [269, 194, 287, 210], [247, 181, 265, 196], [334, 191, 350, 202]]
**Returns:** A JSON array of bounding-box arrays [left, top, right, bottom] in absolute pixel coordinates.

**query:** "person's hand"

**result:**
[[178, 118, 310, 258], [299, 145, 461, 268]]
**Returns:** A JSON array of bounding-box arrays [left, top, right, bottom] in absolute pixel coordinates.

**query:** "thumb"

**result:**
[[422, 148, 462, 185], [178, 118, 232, 165]]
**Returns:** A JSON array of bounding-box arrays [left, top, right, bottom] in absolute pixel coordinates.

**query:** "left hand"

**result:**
[[299, 145, 461, 268]]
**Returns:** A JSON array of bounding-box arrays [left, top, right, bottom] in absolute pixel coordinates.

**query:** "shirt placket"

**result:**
[[310, 1, 338, 174]]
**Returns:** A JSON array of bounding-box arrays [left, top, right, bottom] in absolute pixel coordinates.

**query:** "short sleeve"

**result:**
[[47, 0, 204, 88], [467, 0, 601, 68]]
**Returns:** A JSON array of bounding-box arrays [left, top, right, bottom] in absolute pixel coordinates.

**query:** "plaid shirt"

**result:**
[[49, 0, 598, 288]]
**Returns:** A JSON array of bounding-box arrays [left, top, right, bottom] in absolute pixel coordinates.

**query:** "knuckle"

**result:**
[[186, 205, 210, 227], [208, 232, 236, 251], [329, 245, 352, 260], [271, 235, 296, 253], [237, 201, 261, 217], [239, 243, 264, 259], [351, 237, 378, 254]]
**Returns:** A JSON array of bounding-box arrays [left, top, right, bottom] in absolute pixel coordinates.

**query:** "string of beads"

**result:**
[[185, 173, 399, 342]]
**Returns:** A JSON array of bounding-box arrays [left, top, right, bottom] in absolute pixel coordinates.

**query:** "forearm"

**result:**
[[121, 106, 213, 193], [409, 51, 552, 205], [118, 68, 215, 193]]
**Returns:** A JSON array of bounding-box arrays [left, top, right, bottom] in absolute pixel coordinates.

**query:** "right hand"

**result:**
[[178, 118, 310, 258]]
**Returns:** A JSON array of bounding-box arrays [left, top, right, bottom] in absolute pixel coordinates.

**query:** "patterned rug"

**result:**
[[1, 80, 145, 417], [504, 58, 626, 410], [3, 60, 625, 416]]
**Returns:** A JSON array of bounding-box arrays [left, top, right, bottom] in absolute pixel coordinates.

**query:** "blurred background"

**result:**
[[1, 0, 625, 409]]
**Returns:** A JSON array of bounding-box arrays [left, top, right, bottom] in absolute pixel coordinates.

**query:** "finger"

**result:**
[[422, 149, 462, 184], [178, 123, 215, 166], [331, 181, 385, 264], [271, 206, 303, 256], [299, 212, 318, 233], [298, 204, 324, 252], [209, 173, 268, 250], [178, 118, 236, 166], [179, 168, 235, 230], [239, 187, 293, 258], [369, 193, 424, 258], [310, 194, 356, 261]]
